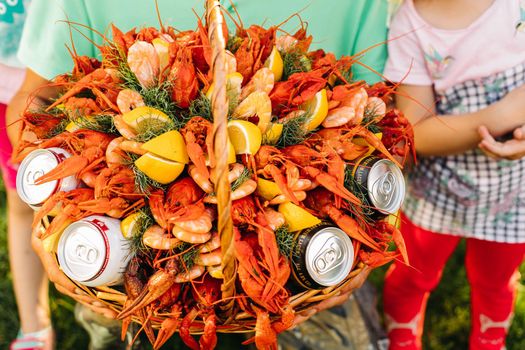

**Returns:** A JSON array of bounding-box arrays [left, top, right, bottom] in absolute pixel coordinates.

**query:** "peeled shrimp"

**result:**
[[196, 248, 222, 266], [323, 88, 368, 128], [143, 225, 182, 250], [127, 41, 160, 89], [188, 164, 214, 193], [210, 163, 246, 185], [263, 208, 286, 231], [198, 231, 220, 253], [174, 207, 214, 234], [117, 89, 145, 114], [240, 67, 275, 100], [175, 265, 205, 283], [365, 96, 387, 118], [204, 179, 257, 204], [268, 190, 307, 205], [232, 91, 272, 133], [113, 114, 137, 139]]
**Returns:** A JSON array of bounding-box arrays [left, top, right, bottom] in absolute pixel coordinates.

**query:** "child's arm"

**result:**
[[396, 84, 525, 157]]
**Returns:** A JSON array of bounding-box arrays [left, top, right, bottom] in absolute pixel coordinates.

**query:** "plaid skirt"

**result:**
[[403, 62, 525, 243]]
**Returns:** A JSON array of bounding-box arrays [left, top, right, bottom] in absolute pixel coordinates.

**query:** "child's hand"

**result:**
[[478, 125, 525, 160]]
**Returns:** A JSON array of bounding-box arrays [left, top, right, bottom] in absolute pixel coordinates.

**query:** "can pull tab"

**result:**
[[67, 238, 99, 265], [26, 169, 45, 185], [313, 237, 343, 274], [371, 172, 396, 208]]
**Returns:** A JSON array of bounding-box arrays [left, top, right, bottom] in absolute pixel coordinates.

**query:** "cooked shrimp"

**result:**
[[276, 35, 298, 52], [204, 179, 257, 203], [323, 88, 368, 128], [268, 190, 307, 205], [119, 140, 147, 155], [240, 67, 275, 100], [198, 231, 220, 253], [210, 163, 245, 185], [188, 164, 213, 193], [117, 89, 145, 114], [174, 207, 214, 234], [106, 137, 127, 165], [290, 178, 312, 191], [175, 264, 205, 283], [172, 226, 211, 244], [127, 41, 160, 89], [143, 225, 182, 250], [263, 208, 286, 231], [113, 114, 137, 139], [196, 248, 222, 266], [365, 96, 387, 118]]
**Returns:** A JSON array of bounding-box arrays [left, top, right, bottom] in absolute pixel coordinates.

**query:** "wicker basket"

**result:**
[[32, 0, 372, 338]]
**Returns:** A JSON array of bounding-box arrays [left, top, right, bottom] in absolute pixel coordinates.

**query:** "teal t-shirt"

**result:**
[[18, 0, 388, 83], [0, 0, 30, 67]]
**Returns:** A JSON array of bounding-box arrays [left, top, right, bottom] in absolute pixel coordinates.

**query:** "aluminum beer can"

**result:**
[[16, 147, 79, 210], [352, 156, 405, 217], [57, 215, 132, 287], [290, 223, 354, 290]]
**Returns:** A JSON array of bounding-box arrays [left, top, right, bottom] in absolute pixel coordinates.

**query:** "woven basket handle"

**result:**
[[206, 0, 236, 319]]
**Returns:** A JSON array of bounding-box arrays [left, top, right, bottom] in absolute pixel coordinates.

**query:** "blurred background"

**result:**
[[0, 178, 524, 349]]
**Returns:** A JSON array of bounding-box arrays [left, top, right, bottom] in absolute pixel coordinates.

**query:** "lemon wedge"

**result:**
[[120, 212, 141, 239], [152, 38, 170, 73], [353, 132, 383, 157], [206, 72, 243, 100], [207, 265, 224, 279], [263, 123, 283, 145], [141, 130, 189, 164], [301, 89, 328, 131], [135, 152, 185, 184], [64, 116, 97, 132], [232, 91, 272, 133], [264, 46, 284, 82], [122, 106, 171, 131], [278, 202, 322, 232], [227, 120, 262, 155], [256, 178, 282, 200]]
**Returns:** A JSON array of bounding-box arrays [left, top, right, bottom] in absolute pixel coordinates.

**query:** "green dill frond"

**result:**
[[362, 106, 382, 134], [177, 243, 198, 271], [45, 118, 69, 138], [70, 114, 118, 134], [128, 208, 155, 256], [134, 118, 177, 143], [226, 36, 243, 54], [231, 168, 251, 192], [282, 50, 312, 81], [188, 92, 213, 122], [127, 152, 167, 194], [140, 81, 186, 128], [343, 166, 374, 221], [275, 225, 294, 258], [275, 112, 312, 148]]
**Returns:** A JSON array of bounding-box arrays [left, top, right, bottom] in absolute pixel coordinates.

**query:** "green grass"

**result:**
[[0, 177, 524, 349]]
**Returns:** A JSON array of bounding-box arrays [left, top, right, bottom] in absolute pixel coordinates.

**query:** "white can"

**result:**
[[57, 215, 132, 287], [16, 147, 80, 210]]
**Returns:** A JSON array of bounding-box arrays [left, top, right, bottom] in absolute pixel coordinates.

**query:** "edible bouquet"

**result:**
[[13, 3, 414, 349]]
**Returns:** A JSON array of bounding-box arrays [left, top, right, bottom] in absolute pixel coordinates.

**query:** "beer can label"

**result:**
[[290, 223, 354, 290]]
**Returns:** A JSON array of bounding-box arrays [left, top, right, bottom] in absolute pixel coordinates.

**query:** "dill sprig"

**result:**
[[128, 208, 155, 256], [275, 225, 294, 258], [45, 118, 69, 138], [177, 243, 198, 271], [141, 81, 186, 128], [343, 166, 374, 221], [134, 118, 177, 143], [275, 112, 312, 148], [231, 168, 252, 192], [362, 107, 382, 134], [226, 35, 243, 54], [70, 114, 118, 134], [127, 152, 167, 194], [282, 50, 312, 81], [188, 92, 213, 122]]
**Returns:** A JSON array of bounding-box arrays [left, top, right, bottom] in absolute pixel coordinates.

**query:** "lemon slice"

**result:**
[[152, 38, 170, 73], [141, 130, 189, 164], [64, 116, 97, 132], [278, 202, 322, 232], [227, 120, 262, 155], [232, 91, 272, 133], [206, 72, 243, 100], [263, 123, 283, 145], [122, 106, 170, 131], [256, 178, 282, 200], [301, 89, 328, 131], [120, 212, 141, 239], [264, 46, 284, 82], [135, 152, 185, 184], [207, 265, 224, 279]]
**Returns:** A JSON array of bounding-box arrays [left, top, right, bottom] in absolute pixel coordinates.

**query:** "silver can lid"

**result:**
[[367, 159, 405, 215], [57, 220, 108, 282], [16, 149, 62, 206], [305, 226, 354, 287]]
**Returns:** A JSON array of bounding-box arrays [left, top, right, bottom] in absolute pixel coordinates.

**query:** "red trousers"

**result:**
[[383, 213, 525, 350]]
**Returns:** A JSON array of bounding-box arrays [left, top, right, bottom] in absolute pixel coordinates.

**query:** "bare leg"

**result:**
[[7, 189, 51, 333]]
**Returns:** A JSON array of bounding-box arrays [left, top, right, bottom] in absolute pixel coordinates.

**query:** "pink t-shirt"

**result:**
[[384, 0, 525, 92], [0, 63, 25, 104]]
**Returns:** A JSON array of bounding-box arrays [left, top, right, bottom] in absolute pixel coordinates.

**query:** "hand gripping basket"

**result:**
[[32, 0, 372, 344]]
